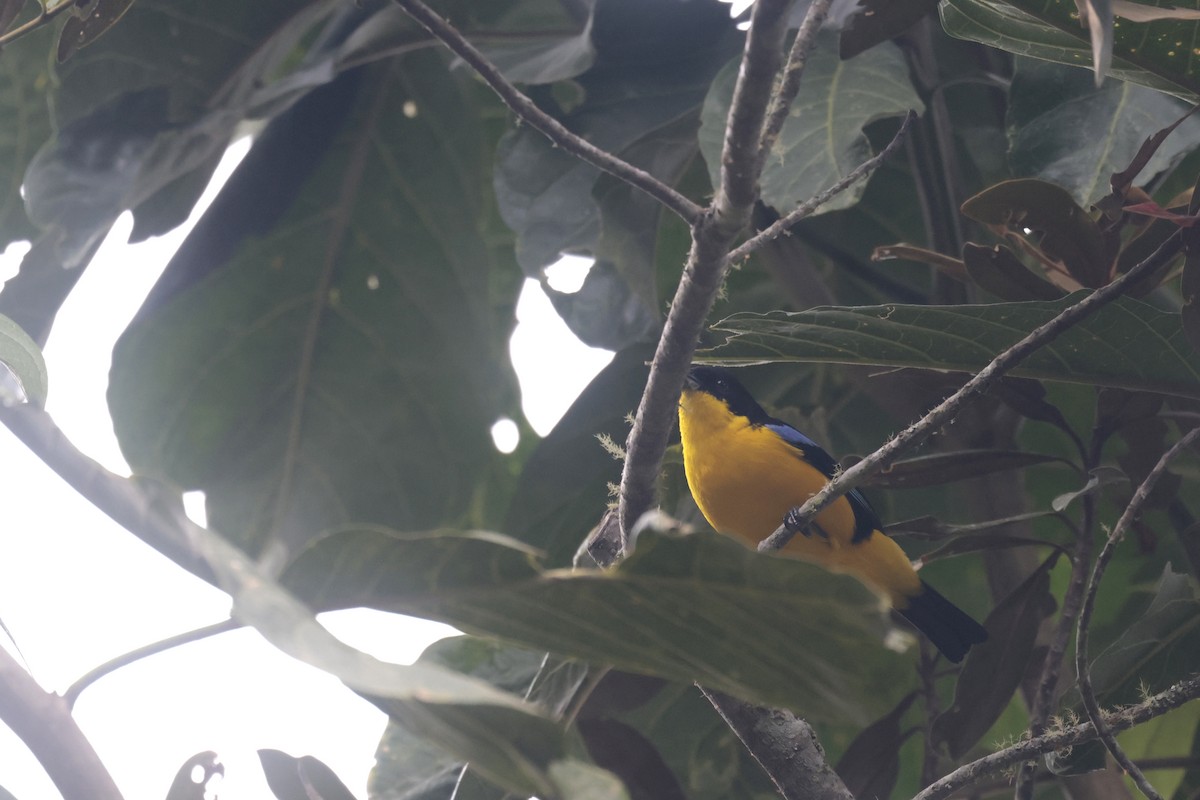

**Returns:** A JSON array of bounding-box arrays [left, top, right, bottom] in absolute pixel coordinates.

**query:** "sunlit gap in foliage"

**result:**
[[719, 0, 755, 29], [509, 255, 614, 438], [491, 417, 520, 453], [182, 490, 208, 528]]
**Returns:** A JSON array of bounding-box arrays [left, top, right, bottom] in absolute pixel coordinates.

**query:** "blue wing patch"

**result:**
[[765, 421, 881, 543]]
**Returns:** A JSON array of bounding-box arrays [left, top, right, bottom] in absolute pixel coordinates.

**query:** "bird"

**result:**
[[678, 364, 988, 663]]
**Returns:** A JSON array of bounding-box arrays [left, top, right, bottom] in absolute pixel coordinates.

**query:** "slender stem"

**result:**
[[911, 674, 1200, 800], [728, 111, 916, 264], [700, 687, 853, 800], [1074, 426, 1200, 800], [391, 0, 703, 225], [63, 618, 242, 709], [761, 229, 1186, 552], [617, 0, 796, 540], [0, 647, 124, 800], [1015, 444, 1099, 799]]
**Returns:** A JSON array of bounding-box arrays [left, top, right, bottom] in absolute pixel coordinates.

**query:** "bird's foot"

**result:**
[[783, 507, 829, 539]]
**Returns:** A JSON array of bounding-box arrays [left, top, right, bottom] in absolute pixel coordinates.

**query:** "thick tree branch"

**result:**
[[391, 0, 703, 225], [1073, 426, 1200, 800], [762, 229, 1186, 552], [617, 0, 796, 541], [700, 687, 853, 800], [912, 674, 1200, 800], [0, 647, 124, 800]]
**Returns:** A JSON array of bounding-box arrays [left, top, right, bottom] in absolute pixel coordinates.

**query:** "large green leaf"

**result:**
[[1007, 57, 1200, 206], [494, 0, 738, 349], [109, 50, 523, 562], [371, 636, 592, 800], [698, 30, 923, 215], [282, 527, 909, 723], [942, 0, 1200, 100], [704, 295, 1200, 400]]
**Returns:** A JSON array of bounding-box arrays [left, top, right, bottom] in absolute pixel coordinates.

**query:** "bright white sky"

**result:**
[[0, 140, 614, 799]]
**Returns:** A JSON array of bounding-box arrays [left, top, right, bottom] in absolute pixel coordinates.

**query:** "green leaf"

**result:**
[[494, 0, 736, 349], [698, 30, 923, 215], [548, 759, 632, 800], [933, 553, 1059, 759], [0, 23, 52, 249], [962, 243, 1066, 301], [282, 527, 909, 723], [840, 0, 939, 59], [834, 694, 916, 799], [942, 0, 1200, 100], [258, 749, 357, 800], [1114, 703, 1200, 799], [1007, 58, 1200, 207], [56, 0, 137, 62], [704, 295, 1200, 400], [0, 312, 47, 406], [961, 179, 1111, 288], [109, 51, 523, 561]]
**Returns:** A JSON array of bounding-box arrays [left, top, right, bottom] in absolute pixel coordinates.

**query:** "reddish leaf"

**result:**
[[1122, 201, 1200, 227], [835, 694, 917, 799], [961, 242, 1064, 301]]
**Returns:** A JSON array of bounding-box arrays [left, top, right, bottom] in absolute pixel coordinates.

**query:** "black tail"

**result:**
[[898, 581, 988, 663]]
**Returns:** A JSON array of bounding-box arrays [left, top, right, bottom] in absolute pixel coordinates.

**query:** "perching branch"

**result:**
[[1073, 426, 1200, 800], [911, 673, 1200, 800], [0, 647, 124, 800], [616, 0, 797, 541], [700, 687, 854, 800], [761, 228, 1186, 552], [391, 0, 703, 226]]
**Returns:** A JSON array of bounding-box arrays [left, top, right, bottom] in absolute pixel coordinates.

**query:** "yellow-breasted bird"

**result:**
[[679, 365, 988, 662]]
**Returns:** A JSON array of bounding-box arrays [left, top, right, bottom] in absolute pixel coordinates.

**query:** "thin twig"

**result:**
[[757, 0, 834, 165], [911, 674, 1200, 800], [391, 0, 703, 226], [617, 0, 796, 541], [1014, 494, 1094, 800], [700, 687, 853, 800], [63, 618, 242, 709], [0, 647, 124, 800], [760, 229, 1186, 552], [728, 111, 916, 263], [1074, 426, 1200, 800]]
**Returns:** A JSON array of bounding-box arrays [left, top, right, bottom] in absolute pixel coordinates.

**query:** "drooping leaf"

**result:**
[[699, 30, 923, 215], [282, 527, 908, 722], [933, 553, 1059, 759], [1007, 57, 1200, 207], [961, 179, 1111, 288], [548, 760, 632, 800], [961, 242, 1066, 301], [109, 50, 523, 562], [704, 295, 1200, 400], [0, 312, 47, 406], [577, 719, 688, 800], [258, 749, 357, 800], [941, 0, 1200, 100], [834, 693, 916, 799], [56, 0, 138, 62]]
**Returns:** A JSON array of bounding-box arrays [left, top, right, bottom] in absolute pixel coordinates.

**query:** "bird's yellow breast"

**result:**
[[679, 388, 921, 604]]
